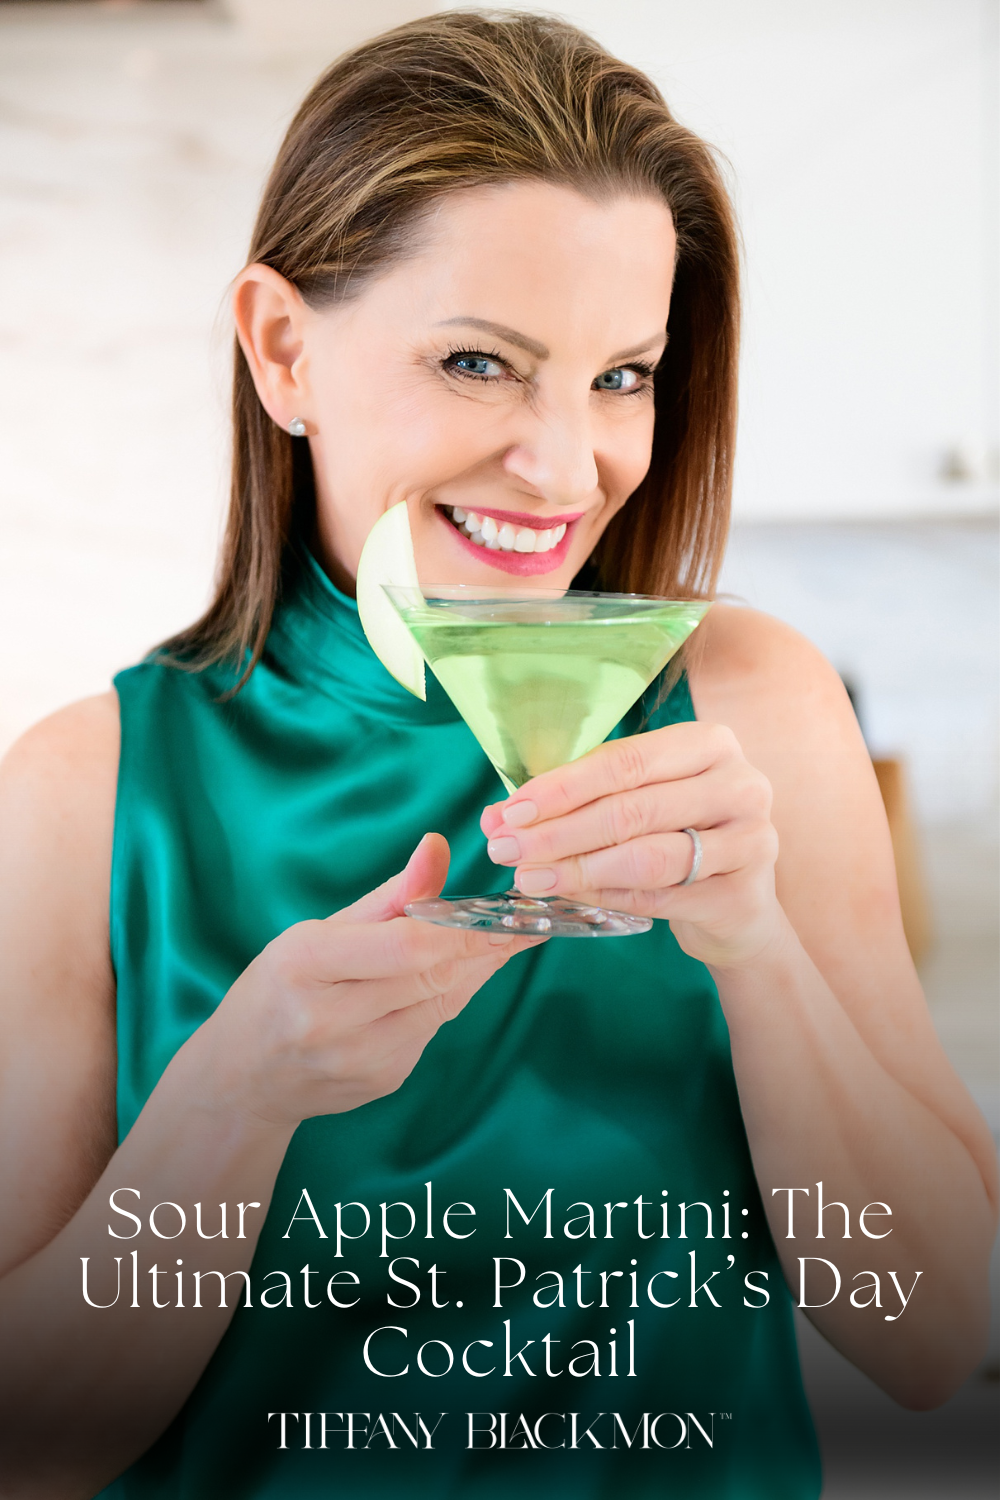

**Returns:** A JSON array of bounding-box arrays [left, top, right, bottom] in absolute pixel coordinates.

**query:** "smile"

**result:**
[[445, 505, 569, 554], [435, 503, 585, 577]]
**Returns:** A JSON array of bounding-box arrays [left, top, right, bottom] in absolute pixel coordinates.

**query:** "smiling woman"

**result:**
[[230, 184, 676, 596], [0, 10, 995, 1500], [158, 14, 737, 673]]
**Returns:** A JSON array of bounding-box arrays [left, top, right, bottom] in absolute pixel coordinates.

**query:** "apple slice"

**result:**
[[355, 500, 426, 700]]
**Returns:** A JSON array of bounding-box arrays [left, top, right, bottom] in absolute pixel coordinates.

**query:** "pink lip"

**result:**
[[436, 505, 578, 576], [455, 504, 585, 529]]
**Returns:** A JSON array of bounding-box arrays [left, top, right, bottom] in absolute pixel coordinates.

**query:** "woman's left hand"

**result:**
[[481, 721, 789, 971]]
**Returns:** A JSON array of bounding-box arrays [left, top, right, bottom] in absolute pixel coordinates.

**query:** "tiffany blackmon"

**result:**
[[267, 1409, 724, 1451]]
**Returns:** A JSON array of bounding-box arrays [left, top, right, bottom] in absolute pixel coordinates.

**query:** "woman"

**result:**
[[0, 12, 994, 1499]]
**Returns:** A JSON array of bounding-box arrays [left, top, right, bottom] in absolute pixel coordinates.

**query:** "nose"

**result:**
[[501, 399, 599, 507]]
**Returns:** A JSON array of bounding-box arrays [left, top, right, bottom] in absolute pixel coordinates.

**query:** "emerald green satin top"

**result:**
[[102, 551, 820, 1499]]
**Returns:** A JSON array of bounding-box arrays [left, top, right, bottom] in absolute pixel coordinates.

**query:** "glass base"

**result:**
[[404, 889, 652, 937]]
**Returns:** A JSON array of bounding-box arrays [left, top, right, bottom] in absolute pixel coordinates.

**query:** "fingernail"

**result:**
[[517, 867, 557, 895], [486, 835, 521, 864], [488, 932, 517, 946], [405, 833, 430, 867], [502, 800, 538, 828]]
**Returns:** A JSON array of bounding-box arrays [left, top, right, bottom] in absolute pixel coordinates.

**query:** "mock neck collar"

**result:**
[[262, 544, 461, 724]]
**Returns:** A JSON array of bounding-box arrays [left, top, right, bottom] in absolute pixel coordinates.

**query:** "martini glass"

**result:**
[[384, 585, 710, 937]]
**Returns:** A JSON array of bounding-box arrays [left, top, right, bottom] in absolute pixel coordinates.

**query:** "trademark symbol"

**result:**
[[720, 1412, 732, 1420]]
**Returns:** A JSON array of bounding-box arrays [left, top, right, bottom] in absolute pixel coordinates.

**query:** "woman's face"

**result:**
[[244, 181, 677, 591]]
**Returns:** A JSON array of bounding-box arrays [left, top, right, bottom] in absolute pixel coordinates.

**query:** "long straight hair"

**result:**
[[162, 10, 740, 679]]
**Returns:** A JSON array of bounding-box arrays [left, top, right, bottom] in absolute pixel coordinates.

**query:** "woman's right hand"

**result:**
[[195, 832, 539, 1127]]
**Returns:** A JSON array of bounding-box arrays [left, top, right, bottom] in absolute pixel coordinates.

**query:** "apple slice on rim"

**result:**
[[355, 500, 426, 700]]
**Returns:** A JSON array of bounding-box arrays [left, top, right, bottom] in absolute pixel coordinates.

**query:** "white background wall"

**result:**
[[502, 0, 999, 520]]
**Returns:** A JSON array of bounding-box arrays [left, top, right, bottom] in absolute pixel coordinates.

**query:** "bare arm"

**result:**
[[690, 607, 997, 1405], [0, 695, 119, 1278], [0, 698, 536, 1497], [481, 605, 997, 1407]]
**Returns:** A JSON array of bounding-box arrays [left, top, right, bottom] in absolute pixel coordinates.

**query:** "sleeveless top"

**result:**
[[102, 549, 820, 1499]]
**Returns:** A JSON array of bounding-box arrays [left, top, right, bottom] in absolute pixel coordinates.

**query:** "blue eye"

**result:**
[[449, 353, 505, 379], [593, 367, 640, 392]]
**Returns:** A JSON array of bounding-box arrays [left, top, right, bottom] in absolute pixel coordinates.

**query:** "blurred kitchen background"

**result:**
[[0, 2, 996, 1492]]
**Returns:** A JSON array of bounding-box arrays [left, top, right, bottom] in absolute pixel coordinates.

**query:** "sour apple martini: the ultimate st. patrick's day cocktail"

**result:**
[[356, 503, 709, 937]]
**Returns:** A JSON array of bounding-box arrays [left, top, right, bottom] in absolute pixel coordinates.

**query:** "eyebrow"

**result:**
[[436, 317, 549, 360], [435, 316, 667, 367], [610, 333, 669, 363]]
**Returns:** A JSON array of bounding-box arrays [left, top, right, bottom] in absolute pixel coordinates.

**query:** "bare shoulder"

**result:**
[[687, 603, 867, 793], [689, 601, 848, 723], [0, 688, 120, 1009], [686, 596, 874, 799], [1, 690, 120, 797], [687, 602, 902, 971], [1, 687, 119, 882], [0, 694, 120, 1271], [0, 691, 120, 936]]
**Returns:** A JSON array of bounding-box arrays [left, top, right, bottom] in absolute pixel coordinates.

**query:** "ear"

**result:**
[[232, 263, 312, 434]]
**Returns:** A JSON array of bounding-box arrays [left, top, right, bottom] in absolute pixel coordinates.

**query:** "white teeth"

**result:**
[[446, 505, 569, 555]]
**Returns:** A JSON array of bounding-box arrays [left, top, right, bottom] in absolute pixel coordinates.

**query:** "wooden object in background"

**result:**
[[872, 757, 933, 964]]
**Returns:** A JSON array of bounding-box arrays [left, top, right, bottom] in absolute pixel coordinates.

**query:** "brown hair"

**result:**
[[162, 8, 739, 678]]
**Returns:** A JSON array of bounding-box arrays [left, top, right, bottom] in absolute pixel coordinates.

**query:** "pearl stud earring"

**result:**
[[288, 417, 307, 438]]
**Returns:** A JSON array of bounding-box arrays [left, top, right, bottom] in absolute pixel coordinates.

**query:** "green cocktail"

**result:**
[[384, 586, 710, 936]]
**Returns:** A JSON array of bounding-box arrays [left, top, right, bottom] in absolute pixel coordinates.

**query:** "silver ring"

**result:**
[[679, 827, 702, 886]]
